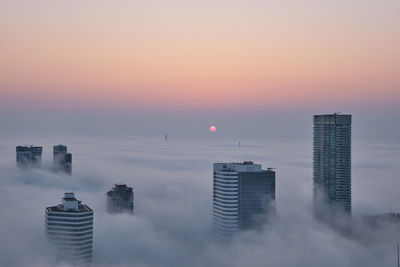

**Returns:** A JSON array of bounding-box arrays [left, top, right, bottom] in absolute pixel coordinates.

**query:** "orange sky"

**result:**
[[0, 1, 399, 110]]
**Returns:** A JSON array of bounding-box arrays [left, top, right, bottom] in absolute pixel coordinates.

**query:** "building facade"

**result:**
[[16, 145, 42, 166], [45, 193, 93, 264], [106, 184, 134, 213], [53, 145, 72, 174], [313, 113, 352, 215], [213, 162, 275, 235]]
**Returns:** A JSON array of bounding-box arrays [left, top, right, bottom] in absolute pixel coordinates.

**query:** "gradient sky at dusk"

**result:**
[[1, 3, 400, 266], [1, 0, 399, 110]]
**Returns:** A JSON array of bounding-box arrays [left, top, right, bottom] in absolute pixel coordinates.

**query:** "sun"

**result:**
[[209, 126, 216, 132]]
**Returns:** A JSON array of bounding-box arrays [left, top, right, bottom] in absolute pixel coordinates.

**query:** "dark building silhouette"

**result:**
[[16, 145, 42, 166], [107, 184, 134, 213], [213, 162, 275, 235], [53, 145, 72, 174], [313, 113, 352, 216], [364, 213, 400, 228]]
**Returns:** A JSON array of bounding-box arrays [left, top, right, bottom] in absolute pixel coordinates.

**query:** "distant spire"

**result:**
[[165, 133, 168, 142]]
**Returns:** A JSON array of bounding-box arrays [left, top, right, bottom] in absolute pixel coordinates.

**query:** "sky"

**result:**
[[1, 136, 400, 266], [0, 1, 399, 112], [0, 1, 399, 140]]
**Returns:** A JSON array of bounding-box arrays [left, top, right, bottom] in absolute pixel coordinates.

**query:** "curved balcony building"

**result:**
[[45, 193, 93, 264]]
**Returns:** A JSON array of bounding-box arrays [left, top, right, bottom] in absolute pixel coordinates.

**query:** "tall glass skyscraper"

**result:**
[[313, 113, 352, 215], [213, 162, 275, 236]]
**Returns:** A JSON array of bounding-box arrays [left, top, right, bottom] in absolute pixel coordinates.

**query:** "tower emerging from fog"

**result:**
[[53, 145, 72, 174], [313, 113, 352, 215], [16, 145, 42, 166], [107, 184, 134, 213], [213, 162, 275, 235], [45, 193, 93, 264]]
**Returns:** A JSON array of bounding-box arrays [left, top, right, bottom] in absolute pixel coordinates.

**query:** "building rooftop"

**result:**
[[46, 204, 92, 213], [16, 145, 43, 152], [214, 162, 274, 172], [46, 193, 92, 213], [314, 114, 352, 125], [107, 184, 133, 201], [53, 144, 67, 152]]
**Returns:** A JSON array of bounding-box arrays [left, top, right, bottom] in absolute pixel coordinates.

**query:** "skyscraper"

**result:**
[[53, 144, 67, 159], [16, 145, 42, 166], [45, 193, 93, 264], [313, 113, 352, 215], [53, 144, 72, 174], [106, 184, 134, 213], [213, 161, 275, 235]]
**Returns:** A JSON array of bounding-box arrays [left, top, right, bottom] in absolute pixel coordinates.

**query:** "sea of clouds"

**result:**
[[0, 134, 400, 267]]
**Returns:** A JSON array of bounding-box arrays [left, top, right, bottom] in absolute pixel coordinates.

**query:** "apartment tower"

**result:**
[[313, 113, 352, 215], [45, 193, 93, 264]]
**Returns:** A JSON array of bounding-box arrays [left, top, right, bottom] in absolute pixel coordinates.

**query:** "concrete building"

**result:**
[[16, 145, 42, 166], [213, 161, 275, 235], [53, 145, 72, 174], [313, 113, 352, 215], [106, 184, 134, 213], [45, 193, 93, 264]]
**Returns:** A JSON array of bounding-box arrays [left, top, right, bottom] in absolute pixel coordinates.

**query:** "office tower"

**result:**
[[213, 161, 275, 235], [106, 184, 134, 213], [313, 113, 352, 215], [45, 193, 93, 264], [53, 145, 72, 174], [16, 145, 42, 166]]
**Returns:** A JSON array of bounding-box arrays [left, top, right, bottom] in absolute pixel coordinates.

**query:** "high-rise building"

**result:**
[[53, 145, 72, 174], [16, 145, 42, 166], [53, 144, 67, 159], [213, 161, 275, 235], [106, 184, 134, 213], [45, 193, 93, 264], [313, 113, 352, 215]]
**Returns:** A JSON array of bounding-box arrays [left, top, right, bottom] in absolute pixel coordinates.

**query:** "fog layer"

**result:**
[[0, 135, 400, 266]]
